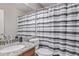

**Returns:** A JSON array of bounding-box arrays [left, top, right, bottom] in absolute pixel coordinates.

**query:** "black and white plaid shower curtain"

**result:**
[[18, 3, 79, 56], [37, 3, 79, 56]]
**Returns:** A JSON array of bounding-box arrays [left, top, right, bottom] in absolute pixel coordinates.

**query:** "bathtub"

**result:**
[[0, 45, 25, 53]]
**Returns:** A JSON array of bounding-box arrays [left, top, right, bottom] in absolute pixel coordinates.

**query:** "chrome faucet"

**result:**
[[0, 33, 11, 44]]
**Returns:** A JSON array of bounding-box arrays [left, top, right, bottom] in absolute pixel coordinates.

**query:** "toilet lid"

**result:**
[[36, 48, 53, 56]]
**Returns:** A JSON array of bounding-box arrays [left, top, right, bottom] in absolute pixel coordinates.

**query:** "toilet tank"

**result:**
[[29, 38, 39, 50]]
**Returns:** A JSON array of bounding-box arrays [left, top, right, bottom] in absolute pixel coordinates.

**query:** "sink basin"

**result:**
[[0, 45, 25, 53]]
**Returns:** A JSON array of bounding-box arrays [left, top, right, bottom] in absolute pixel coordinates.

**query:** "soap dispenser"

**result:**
[[19, 37, 23, 42], [15, 36, 18, 41]]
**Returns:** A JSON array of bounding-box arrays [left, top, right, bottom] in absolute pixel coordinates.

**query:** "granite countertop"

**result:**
[[0, 42, 35, 56]]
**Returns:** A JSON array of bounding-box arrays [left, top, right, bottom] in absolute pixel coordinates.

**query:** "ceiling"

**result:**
[[15, 3, 56, 14], [0, 3, 56, 14]]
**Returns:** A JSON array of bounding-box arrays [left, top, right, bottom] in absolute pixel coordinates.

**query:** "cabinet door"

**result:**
[[21, 48, 35, 56]]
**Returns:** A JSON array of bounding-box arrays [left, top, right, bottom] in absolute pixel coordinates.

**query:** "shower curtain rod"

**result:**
[[25, 3, 62, 15]]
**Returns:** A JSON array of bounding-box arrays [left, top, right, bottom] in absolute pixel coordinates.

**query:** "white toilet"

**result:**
[[29, 38, 53, 56]]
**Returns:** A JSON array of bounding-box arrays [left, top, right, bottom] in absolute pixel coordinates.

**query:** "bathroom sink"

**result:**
[[0, 45, 25, 53]]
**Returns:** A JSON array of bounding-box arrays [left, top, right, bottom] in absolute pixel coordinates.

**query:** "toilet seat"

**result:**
[[36, 48, 53, 56]]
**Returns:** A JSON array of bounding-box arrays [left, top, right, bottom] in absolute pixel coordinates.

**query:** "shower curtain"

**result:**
[[17, 3, 79, 56]]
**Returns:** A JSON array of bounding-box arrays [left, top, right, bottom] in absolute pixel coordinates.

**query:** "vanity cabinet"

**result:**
[[20, 47, 35, 56]]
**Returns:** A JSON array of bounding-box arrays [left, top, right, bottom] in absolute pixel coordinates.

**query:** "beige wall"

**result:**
[[0, 4, 26, 38], [16, 9, 26, 16]]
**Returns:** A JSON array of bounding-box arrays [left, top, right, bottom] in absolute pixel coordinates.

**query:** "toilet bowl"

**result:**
[[35, 48, 53, 56], [29, 38, 53, 56]]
